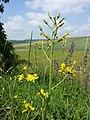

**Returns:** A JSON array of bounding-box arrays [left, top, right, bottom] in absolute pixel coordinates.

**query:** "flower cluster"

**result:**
[[17, 66, 39, 82], [36, 89, 48, 99], [22, 100, 35, 113], [26, 74, 39, 82], [58, 61, 76, 76], [18, 74, 24, 81]]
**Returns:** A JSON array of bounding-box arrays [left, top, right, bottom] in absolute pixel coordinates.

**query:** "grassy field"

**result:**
[[14, 36, 90, 67], [0, 36, 90, 120]]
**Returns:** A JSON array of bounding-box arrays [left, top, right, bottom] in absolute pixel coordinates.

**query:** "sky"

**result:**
[[1, 0, 90, 40]]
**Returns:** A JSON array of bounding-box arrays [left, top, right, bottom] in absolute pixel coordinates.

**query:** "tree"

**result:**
[[0, 0, 19, 72]]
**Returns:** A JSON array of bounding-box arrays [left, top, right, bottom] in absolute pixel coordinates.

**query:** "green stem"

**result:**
[[42, 46, 50, 62], [51, 74, 68, 90], [42, 99, 45, 120], [28, 31, 33, 64], [49, 42, 54, 94]]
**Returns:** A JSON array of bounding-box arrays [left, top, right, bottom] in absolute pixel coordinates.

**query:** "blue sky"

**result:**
[[1, 0, 90, 40]]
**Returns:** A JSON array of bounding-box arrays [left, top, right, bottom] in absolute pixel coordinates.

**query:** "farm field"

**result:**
[[0, 36, 90, 120], [14, 36, 90, 65]]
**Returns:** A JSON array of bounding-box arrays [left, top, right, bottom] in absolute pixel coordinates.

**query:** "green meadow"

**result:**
[[0, 36, 90, 120], [14, 36, 90, 66]]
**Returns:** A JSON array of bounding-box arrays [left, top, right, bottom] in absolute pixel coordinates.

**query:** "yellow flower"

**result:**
[[66, 67, 72, 73], [14, 95, 18, 99], [36, 89, 48, 99], [71, 70, 76, 76], [18, 74, 24, 81], [61, 63, 66, 70], [58, 61, 76, 76], [26, 74, 39, 82], [22, 100, 35, 113], [23, 66, 28, 71], [23, 100, 26, 104]]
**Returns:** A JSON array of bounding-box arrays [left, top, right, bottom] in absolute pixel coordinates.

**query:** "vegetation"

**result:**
[[0, 0, 19, 72], [0, 10, 90, 120]]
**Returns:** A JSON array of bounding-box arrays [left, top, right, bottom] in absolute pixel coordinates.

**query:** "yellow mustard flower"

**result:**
[[36, 89, 48, 99], [59, 61, 76, 76], [61, 63, 66, 69], [26, 74, 39, 82], [22, 100, 35, 113], [18, 74, 24, 81], [66, 67, 72, 73]]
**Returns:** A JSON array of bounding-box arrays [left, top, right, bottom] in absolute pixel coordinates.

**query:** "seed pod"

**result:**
[[39, 25, 43, 32], [58, 18, 65, 24], [43, 19, 48, 25], [48, 12, 52, 20], [57, 13, 60, 19]]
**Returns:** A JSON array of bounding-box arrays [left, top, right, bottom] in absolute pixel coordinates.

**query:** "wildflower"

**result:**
[[71, 70, 76, 76], [23, 100, 26, 104], [23, 66, 28, 71], [26, 74, 39, 82], [58, 61, 76, 76], [36, 89, 49, 99], [61, 63, 66, 69], [14, 95, 18, 99], [18, 74, 24, 81], [22, 100, 35, 113]]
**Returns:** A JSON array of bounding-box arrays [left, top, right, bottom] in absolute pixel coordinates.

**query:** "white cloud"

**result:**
[[63, 23, 90, 36], [25, 0, 42, 9], [25, 0, 90, 14], [4, 13, 48, 40], [25, 12, 48, 22], [4, 15, 25, 30], [4, 15, 31, 40], [3, 0, 90, 40]]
